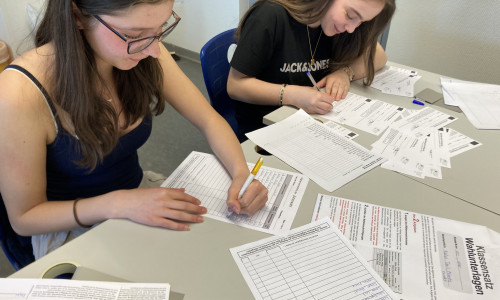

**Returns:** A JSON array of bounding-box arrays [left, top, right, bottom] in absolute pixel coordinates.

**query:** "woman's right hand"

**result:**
[[283, 85, 335, 115], [115, 187, 207, 231]]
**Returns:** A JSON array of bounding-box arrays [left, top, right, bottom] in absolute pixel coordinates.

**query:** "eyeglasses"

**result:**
[[93, 11, 181, 54]]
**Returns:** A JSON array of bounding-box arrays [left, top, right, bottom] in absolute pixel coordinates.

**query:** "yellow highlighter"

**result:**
[[227, 157, 263, 218]]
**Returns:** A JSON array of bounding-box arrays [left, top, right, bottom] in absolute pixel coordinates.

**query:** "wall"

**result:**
[[167, 0, 240, 54], [0, 0, 44, 57], [386, 0, 500, 84]]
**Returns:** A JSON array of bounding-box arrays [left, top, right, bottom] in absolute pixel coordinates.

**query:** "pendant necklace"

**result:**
[[306, 25, 322, 66]]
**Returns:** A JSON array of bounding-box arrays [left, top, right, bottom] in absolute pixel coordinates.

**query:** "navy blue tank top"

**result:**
[[6, 65, 152, 200]]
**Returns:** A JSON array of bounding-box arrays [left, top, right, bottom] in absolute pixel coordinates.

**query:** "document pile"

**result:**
[[370, 107, 481, 178], [371, 66, 421, 97], [441, 77, 500, 129]]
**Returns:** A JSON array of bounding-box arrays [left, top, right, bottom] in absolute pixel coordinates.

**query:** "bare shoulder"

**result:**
[[0, 44, 57, 142]]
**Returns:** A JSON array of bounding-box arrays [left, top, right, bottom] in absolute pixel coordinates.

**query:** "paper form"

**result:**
[[446, 127, 482, 157], [311, 195, 500, 300], [317, 93, 405, 136], [371, 66, 421, 97], [230, 218, 399, 300], [246, 109, 386, 192], [0, 278, 170, 299], [390, 107, 457, 137], [161, 151, 308, 234], [324, 120, 359, 139]]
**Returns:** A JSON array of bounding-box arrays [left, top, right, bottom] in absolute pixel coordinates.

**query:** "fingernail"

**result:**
[[197, 216, 204, 222]]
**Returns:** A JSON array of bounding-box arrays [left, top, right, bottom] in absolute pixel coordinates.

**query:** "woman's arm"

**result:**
[[157, 44, 268, 215], [0, 61, 205, 236], [227, 67, 335, 115]]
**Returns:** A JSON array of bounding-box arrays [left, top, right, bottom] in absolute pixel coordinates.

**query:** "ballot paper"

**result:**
[[390, 106, 457, 138], [230, 218, 399, 300], [316, 92, 405, 136], [370, 126, 481, 179], [0, 279, 170, 299], [161, 151, 308, 234], [371, 66, 421, 97], [246, 109, 386, 192], [312, 195, 500, 300], [441, 77, 500, 129]]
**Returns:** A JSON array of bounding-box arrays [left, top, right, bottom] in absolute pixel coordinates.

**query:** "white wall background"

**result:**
[[0, 0, 45, 56], [1, 0, 499, 85], [386, 0, 500, 84]]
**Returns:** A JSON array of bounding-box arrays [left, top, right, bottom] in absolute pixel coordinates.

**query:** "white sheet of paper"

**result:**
[[324, 120, 359, 139], [440, 78, 500, 129], [318, 93, 405, 136], [230, 218, 399, 300], [391, 107, 457, 137], [161, 151, 308, 234], [0, 278, 170, 300], [371, 66, 421, 97], [372, 128, 443, 179], [312, 195, 500, 300], [446, 127, 483, 157], [246, 109, 386, 192]]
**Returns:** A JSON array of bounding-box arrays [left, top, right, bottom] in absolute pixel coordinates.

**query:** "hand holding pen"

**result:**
[[227, 157, 265, 217]]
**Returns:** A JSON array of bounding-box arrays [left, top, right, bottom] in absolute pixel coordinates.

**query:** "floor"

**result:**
[[0, 56, 212, 277]]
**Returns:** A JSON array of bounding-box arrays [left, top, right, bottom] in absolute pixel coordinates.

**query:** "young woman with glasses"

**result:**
[[0, 0, 267, 260], [227, 0, 396, 141]]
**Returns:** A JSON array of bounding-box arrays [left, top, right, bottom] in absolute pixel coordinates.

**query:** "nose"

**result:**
[[345, 20, 361, 34], [141, 40, 161, 58]]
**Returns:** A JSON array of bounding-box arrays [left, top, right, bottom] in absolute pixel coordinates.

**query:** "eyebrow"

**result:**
[[351, 8, 364, 21], [116, 17, 170, 31]]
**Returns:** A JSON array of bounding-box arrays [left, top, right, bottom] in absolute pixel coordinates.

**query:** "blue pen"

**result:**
[[412, 99, 425, 106], [306, 71, 321, 91]]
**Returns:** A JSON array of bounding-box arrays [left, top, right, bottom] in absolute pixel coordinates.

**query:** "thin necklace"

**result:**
[[306, 25, 322, 66]]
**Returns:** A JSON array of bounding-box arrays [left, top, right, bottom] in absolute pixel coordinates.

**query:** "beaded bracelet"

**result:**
[[73, 198, 92, 228], [279, 84, 287, 106]]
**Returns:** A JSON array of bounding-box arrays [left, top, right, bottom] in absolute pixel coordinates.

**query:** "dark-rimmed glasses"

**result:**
[[93, 11, 181, 54]]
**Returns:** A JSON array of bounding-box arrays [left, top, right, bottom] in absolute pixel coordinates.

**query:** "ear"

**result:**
[[71, 1, 84, 29]]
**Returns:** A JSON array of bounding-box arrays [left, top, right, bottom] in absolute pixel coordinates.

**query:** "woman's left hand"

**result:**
[[226, 176, 268, 216], [318, 69, 351, 101]]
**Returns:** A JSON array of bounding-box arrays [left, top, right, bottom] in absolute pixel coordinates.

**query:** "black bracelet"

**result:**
[[73, 199, 92, 228]]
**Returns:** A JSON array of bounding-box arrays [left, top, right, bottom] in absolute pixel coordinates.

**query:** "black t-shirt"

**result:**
[[231, 1, 333, 138]]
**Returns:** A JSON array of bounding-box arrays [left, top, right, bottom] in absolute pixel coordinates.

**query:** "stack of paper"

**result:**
[[369, 107, 481, 178], [441, 77, 500, 129], [316, 92, 405, 136], [371, 66, 421, 97]]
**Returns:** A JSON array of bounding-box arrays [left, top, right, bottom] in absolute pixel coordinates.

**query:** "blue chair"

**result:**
[[0, 194, 34, 270], [200, 28, 238, 134]]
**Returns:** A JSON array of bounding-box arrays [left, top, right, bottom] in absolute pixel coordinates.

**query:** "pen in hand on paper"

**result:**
[[306, 71, 321, 91], [227, 157, 264, 218]]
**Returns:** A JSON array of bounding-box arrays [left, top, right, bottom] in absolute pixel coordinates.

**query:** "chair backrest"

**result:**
[[200, 28, 238, 133], [0, 194, 34, 270]]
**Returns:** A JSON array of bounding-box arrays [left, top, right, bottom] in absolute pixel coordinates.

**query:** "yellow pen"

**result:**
[[227, 157, 264, 217]]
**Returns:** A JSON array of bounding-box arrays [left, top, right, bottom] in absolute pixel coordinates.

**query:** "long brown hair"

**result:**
[[35, 0, 168, 170], [236, 0, 395, 85]]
